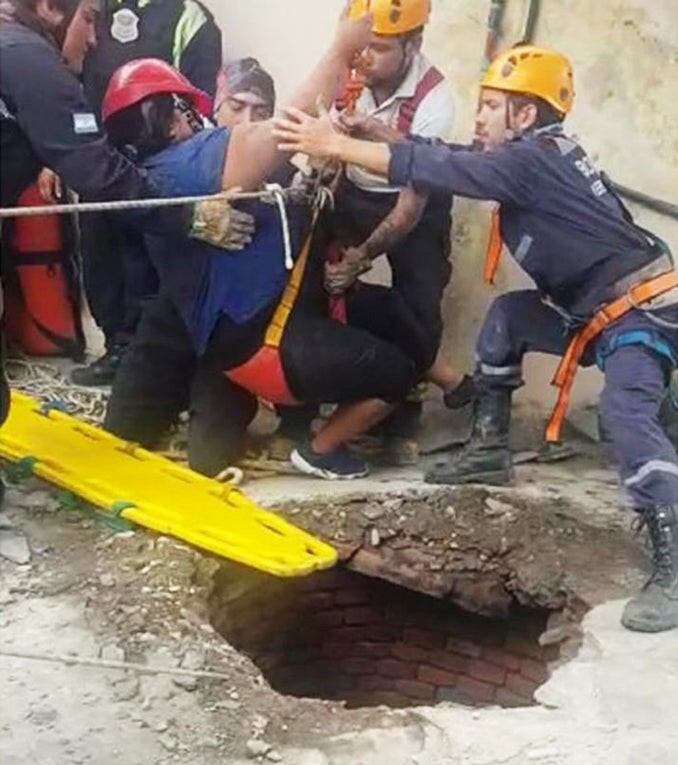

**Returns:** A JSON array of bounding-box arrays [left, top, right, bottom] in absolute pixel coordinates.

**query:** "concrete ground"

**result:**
[[1, 455, 677, 765], [2, 332, 677, 764]]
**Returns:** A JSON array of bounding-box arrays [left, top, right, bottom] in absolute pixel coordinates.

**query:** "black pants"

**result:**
[[81, 212, 159, 349], [277, 281, 429, 440], [332, 176, 452, 372], [104, 295, 259, 477], [105, 293, 415, 476]]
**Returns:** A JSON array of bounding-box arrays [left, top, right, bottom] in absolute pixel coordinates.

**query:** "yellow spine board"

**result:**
[[0, 392, 337, 577]]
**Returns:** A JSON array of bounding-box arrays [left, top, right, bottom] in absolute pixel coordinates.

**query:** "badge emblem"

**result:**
[[111, 8, 140, 44]]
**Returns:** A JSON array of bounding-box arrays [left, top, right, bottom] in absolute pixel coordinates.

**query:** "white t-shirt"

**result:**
[[346, 53, 455, 193]]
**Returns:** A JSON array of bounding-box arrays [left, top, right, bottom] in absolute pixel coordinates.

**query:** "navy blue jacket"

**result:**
[[0, 21, 154, 207], [389, 126, 664, 319]]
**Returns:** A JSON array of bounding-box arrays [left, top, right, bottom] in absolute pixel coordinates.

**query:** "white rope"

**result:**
[[0, 647, 234, 682], [0, 189, 275, 219], [6, 359, 109, 425], [265, 183, 293, 270]]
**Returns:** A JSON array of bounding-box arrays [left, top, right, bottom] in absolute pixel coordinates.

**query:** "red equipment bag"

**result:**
[[3, 183, 85, 359]]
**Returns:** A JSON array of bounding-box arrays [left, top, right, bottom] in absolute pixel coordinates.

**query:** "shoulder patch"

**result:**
[[111, 8, 140, 44], [73, 112, 99, 135]]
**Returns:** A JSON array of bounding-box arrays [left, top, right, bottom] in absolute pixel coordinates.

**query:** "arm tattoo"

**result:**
[[362, 187, 428, 258]]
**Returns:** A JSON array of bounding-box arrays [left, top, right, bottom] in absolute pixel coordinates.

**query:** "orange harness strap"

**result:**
[[225, 227, 315, 406], [545, 270, 678, 443], [484, 207, 503, 285]]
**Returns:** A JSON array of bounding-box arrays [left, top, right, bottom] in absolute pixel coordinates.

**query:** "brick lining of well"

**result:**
[[210, 566, 560, 709]]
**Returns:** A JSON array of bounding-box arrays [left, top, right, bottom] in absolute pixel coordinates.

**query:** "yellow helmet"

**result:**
[[481, 46, 575, 115], [349, 0, 431, 36]]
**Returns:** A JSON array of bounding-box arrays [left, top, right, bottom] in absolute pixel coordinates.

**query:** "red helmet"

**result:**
[[102, 58, 213, 123]]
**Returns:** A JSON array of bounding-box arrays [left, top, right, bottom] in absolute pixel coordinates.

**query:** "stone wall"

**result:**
[[210, 565, 559, 708], [203, 0, 678, 415]]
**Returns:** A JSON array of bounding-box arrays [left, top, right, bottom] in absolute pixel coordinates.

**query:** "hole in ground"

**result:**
[[209, 565, 562, 709]]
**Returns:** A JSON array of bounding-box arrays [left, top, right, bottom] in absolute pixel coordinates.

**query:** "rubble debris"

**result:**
[[0, 528, 31, 565]]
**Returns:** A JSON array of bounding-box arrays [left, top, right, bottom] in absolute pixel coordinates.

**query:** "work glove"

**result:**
[[190, 191, 256, 251], [324, 245, 372, 295]]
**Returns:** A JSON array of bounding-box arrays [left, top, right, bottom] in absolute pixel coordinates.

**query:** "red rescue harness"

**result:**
[[224, 226, 316, 406]]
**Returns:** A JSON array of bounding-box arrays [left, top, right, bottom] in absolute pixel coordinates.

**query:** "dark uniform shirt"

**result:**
[[0, 21, 154, 206], [389, 125, 664, 319], [83, 0, 222, 114]]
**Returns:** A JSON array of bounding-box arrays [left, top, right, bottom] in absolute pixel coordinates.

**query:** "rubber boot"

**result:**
[[622, 506, 678, 633], [426, 387, 513, 486]]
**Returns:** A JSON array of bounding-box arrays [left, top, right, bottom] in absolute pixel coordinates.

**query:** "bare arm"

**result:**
[[324, 185, 427, 294], [339, 112, 407, 145], [360, 186, 427, 258], [274, 109, 536, 205], [222, 10, 372, 190], [274, 109, 392, 178]]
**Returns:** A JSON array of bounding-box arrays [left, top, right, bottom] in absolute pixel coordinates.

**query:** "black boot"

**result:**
[[71, 345, 125, 387], [426, 387, 513, 486], [622, 506, 678, 633]]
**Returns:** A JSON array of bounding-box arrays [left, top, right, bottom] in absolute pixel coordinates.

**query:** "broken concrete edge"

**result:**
[[263, 485, 645, 621], [230, 601, 678, 765]]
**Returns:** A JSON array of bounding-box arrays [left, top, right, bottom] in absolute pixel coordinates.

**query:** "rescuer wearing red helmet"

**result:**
[[71, 0, 223, 388]]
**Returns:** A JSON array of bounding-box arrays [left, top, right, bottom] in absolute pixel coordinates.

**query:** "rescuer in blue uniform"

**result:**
[[0, 0, 163, 504], [0, 0, 251, 506], [272, 45, 678, 633]]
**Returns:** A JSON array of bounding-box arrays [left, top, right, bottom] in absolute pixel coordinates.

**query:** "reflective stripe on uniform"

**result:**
[[477, 361, 522, 377], [173, 0, 207, 69], [624, 460, 678, 488], [514, 234, 534, 264]]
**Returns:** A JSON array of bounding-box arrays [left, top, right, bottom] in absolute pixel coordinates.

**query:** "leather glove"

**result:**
[[190, 192, 256, 251]]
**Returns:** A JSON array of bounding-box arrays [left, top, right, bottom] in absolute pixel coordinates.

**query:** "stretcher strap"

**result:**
[[545, 271, 678, 443], [484, 207, 503, 285]]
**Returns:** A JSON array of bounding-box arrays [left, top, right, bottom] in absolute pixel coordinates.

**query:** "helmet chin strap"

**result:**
[[173, 94, 204, 135]]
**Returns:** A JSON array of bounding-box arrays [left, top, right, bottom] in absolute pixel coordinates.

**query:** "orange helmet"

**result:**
[[349, 0, 431, 36], [481, 46, 575, 115]]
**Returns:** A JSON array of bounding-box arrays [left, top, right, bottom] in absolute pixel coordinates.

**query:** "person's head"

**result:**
[[102, 58, 212, 158], [349, 0, 430, 89], [213, 58, 276, 128], [360, 28, 423, 89], [474, 45, 574, 151], [4, 0, 91, 39], [61, 0, 98, 72]]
